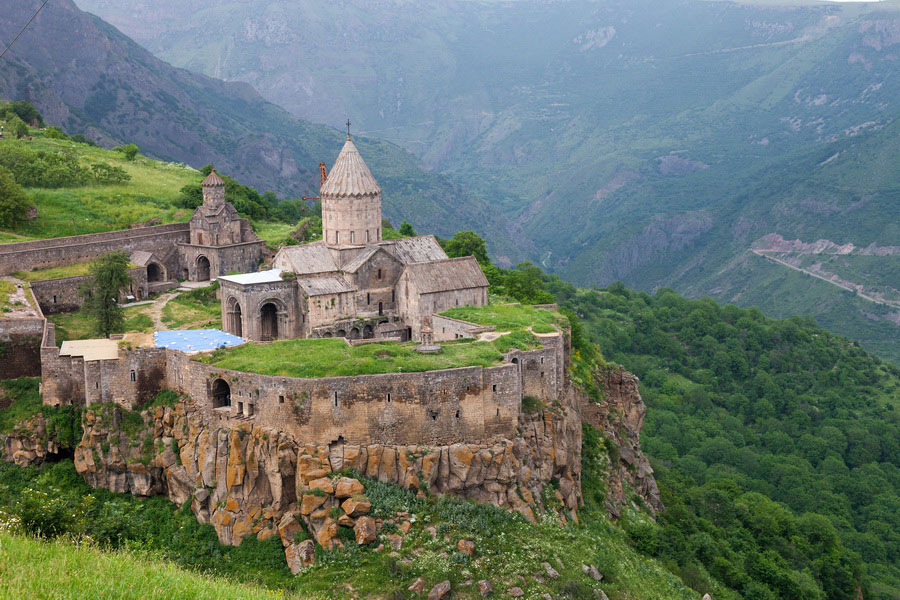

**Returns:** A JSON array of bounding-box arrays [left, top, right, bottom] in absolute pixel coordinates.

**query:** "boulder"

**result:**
[[408, 577, 426, 596], [334, 477, 365, 498], [341, 497, 371, 517], [307, 477, 334, 495], [457, 539, 475, 556], [428, 581, 451, 600], [387, 533, 403, 550], [354, 516, 376, 545], [300, 493, 327, 515], [508, 587, 524, 598], [478, 579, 493, 596], [582, 564, 602, 581], [542, 562, 560, 579], [284, 539, 316, 574]]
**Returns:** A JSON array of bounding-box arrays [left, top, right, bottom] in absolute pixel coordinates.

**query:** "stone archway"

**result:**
[[349, 327, 360, 340], [363, 324, 374, 339], [147, 262, 164, 282], [212, 379, 231, 408], [197, 256, 211, 281], [260, 302, 279, 341], [227, 299, 243, 338]]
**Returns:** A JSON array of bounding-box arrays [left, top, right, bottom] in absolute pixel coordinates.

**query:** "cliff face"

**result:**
[[0, 414, 59, 467], [578, 365, 663, 517], [72, 391, 584, 548]]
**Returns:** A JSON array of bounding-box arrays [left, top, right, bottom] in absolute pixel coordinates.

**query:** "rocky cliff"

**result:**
[[2, 361, 659, 570]]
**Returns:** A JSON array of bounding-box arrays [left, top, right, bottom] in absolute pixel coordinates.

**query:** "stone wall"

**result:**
[[0, 317, 44, 379], [220, 278, 301, 341], [0, 223, 190, 276], [431, 315, 494, 342], [40, 327, 567, 449], [177, 238, 264, 282], [30, 267, 149, 314]]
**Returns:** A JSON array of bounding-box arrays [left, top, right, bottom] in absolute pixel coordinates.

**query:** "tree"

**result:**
[[444, 230, 489, 265], [398, 220, 417, 237], [7, 115, 28, 139], [80, 251, 132, 337], [114, 144, 139, 161], [0, 167, 32, 228], [9, 100, 43, 127]]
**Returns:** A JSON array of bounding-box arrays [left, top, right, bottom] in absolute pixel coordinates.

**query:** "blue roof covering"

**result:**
[[154, 329, 244, 353]]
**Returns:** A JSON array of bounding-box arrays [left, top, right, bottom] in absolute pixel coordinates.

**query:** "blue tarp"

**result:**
[[153, 329, 244, 353]]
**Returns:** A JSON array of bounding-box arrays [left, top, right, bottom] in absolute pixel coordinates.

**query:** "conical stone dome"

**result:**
[[321, 139, 381, 197]]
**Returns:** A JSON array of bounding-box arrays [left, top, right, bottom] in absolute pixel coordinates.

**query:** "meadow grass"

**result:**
[[0, 532, 311, 600], [440, 302, 564, 332], [161, 285, 221, 330], [48, 305, 155, 343], [199, 337, 522, 378], [0, 280, 14, 309]]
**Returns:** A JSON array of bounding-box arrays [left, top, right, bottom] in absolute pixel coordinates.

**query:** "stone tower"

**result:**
[[202, 170, 226, 205], [321, 138, 382, 247]]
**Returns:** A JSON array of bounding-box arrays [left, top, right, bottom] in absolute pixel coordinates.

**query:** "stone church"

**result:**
[[219, 137, 489, 342], [177, 170, 265, 282]]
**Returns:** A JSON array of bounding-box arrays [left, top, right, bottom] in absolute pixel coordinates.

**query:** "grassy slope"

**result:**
[[48, 305, 155, 343], [0, 533, 300, 600], [1, 136, 197, 240]]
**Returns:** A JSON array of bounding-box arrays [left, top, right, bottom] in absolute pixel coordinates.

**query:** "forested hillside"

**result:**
[[78, 0, 900, 363], [543, 277, 900, 599]]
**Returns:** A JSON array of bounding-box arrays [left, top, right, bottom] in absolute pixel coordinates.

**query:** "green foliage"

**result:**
[[0, 143, 90, 188], [0, 378, 82, 448], [44, 126, 67, 140], [551, 279, 900, 598], [89, 162, 131, 184], [397, 220, 416, 237], [176, 166, 296, 223], [4, 100, 43, 127], [443, 230, 489, 266], [0, 166, 32, 228], [79, 251, 133, 337], [114, 144, 140, 161], [521, 395, 542, 414]]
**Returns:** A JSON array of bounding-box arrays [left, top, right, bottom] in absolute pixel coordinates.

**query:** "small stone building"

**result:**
[[219, 138, 489, 342], [177, 171, 264, 282]]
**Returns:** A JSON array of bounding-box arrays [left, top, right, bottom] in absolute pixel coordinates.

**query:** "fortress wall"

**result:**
[[30, 267, 148, 314], [431, 315, 494, 342], [0, 317, 44, 379], [170, 355, 524, 447], [0, 224, 191, 276]]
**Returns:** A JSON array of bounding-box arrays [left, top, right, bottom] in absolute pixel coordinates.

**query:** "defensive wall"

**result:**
[[30, 267, 149, 314], [0, 223, 190, 276], [0, 284, 45, 379], [41, 327, 568, 447]]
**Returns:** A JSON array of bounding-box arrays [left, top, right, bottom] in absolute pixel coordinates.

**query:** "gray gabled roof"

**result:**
[[298, 276, 355, 296], [320, 139, 381, 198], [378, 235, 448, 264], [404, 256, 489, 294], [275, 242, 340, 275], [342, 246, 401, 273], [129, 251, 155, 267]]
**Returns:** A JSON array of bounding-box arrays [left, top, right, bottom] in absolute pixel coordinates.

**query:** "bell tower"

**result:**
[[321, 128, 382, 248]]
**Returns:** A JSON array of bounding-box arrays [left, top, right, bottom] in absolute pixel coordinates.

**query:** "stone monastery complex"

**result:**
[[0, 134, 661, 562]]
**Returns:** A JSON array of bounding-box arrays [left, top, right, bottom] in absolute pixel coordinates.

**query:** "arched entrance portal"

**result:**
[[260, 303, 278, 341], [212, 379, 231, 408], [147, 262, 164, 282], [229, 302, 243, 337], [196, 256, 211, 281]]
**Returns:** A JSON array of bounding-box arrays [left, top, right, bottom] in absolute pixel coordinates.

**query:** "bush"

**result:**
[[0, 166, 32, 228], [114, 144, 140, 161]]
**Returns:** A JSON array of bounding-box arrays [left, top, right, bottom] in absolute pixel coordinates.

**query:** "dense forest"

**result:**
[[542, 277, 899, 599]]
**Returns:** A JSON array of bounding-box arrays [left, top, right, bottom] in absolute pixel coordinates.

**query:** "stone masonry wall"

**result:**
[[0, 223, 190, 276], [0, 317, 44, 379], [30, 267, 149, 314]]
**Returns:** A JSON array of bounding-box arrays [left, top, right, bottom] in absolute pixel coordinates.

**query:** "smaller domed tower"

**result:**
[[321, 137, 382, 247], [201, 170, 226, 205]]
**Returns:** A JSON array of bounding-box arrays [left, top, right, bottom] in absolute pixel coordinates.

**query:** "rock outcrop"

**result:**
[[1, 414, 59, 467], [577, 364, 662, 516], [71, 392, 583, 552]]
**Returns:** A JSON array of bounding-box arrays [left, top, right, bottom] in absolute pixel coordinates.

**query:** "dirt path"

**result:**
[[752, 250, 900, 310], [146, 291, 180, 332]]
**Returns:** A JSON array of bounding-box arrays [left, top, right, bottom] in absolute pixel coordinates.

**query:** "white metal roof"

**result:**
[[59, 339, 119, 362], [219, 269, 283, 285]]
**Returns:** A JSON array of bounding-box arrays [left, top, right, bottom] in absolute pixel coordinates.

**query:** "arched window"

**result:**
[[212, 379, 231, 408]]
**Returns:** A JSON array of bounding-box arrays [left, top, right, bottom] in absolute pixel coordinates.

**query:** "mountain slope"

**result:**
[[75, 0, 900, 362], [0, 0, 524, 258]]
